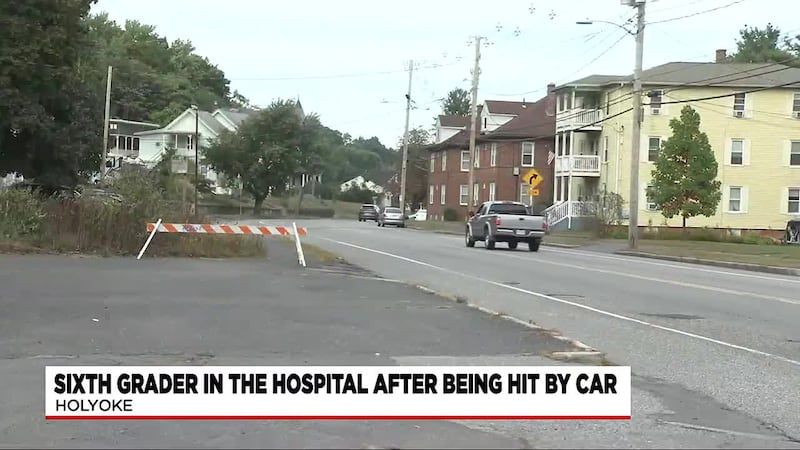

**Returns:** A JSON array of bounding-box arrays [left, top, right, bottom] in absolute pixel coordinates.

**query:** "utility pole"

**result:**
[[466, 36, 482, 213], [191, 105, 200, 217], [100, 65, 113, 182], [399, 60, 413, 214], [627, 0, 646, 249]]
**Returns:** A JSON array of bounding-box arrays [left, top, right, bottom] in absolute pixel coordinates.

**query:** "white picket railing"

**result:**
[[555, 155, 600, 175], [556, 108, 604, 130], [543, 201, 598, 229]]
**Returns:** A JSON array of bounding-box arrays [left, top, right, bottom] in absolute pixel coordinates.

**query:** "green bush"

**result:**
[[0, 189, 46, 239], [298, 207, 335, 218], [443, 208, 459, 221], [338, 183, 376, 204]]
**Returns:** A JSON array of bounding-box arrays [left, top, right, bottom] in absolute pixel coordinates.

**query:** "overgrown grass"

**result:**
[[0, 170, 264, 258], [603, 225, 778, 245], [635, 240, 800, 269]]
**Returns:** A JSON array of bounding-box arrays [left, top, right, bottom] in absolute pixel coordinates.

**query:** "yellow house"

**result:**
[[549, 53, 800, 233]]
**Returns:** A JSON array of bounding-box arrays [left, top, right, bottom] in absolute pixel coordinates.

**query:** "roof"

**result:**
[[438, 115, 470, 128], [428, 107, 483, 151], [215, 108, 255, 127], [484, 100, 531, 115], [196, 110, 226, 135], [481, 94, 555, 140], [557, 62, 800, 90]]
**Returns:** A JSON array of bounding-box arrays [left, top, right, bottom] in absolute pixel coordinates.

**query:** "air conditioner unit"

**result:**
[[512, 167, 520, 176], [733, 110, 744, 118], [651, 108, 661, 115], [794, 111, 800, 119]]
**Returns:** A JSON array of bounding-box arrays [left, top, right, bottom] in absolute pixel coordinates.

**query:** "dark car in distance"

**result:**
[[358, 204, 380, 222]]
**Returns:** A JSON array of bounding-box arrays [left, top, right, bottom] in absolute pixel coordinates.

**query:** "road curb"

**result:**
[[408, 226, 582, 248], [615, 250, 800, 277]]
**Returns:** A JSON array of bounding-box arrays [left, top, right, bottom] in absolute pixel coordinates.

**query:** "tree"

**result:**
[[0, 0, 102, 186], [204, 100, 305, 214], [400, 127, 432, 208], [648, 106, 721, 231], [441, 88, 471, 116], [729, 23, 799, 66]]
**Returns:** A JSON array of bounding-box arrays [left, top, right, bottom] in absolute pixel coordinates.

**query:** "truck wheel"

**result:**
[[508, 241, 518, 250], [465, 228, 475, 247], [528, 239, 541, 252], [485, 227, 496, 250]]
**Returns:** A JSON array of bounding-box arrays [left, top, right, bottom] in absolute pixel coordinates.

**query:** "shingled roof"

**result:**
[[438, 115, 470, 128], [557, 62, 800, 90]]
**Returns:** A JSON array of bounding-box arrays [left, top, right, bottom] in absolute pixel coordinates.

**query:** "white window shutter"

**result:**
[[783, 140, 792, 167], [782, 187, 789, 214], [741, 186, 749, 213], [722, 185, 729, 212], [723, 138, 731, 165], [743, 139, 751, 166]]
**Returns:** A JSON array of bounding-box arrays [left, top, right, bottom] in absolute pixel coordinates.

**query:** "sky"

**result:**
[[92, 0, 799, 148]]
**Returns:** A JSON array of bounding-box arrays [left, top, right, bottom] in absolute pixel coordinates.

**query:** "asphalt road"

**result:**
[[275, 218, 800, 447], [0, 244, 578, 449]]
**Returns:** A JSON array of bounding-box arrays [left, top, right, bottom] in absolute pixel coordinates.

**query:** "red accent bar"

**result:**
[[202, 224, 215, 234], [46, 415, 630, 421], [258, 227, 272, 235], [240, 226, 253, 234], [146, 223, 155, 232], [276, 226, 289, 235], [220, 225, 235, 234], [163, 223, 179, 233]]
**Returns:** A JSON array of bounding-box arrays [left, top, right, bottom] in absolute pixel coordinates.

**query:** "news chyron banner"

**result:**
[[46, 366, 631, 420]]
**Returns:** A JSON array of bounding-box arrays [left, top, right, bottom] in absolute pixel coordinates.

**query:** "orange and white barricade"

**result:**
[[137, 219, 307, 266]]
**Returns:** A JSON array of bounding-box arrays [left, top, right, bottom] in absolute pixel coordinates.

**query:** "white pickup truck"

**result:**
[[465, 201, 547, 251]]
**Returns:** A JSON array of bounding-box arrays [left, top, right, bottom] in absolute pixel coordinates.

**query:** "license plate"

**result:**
[[515, 230, 526, 236]]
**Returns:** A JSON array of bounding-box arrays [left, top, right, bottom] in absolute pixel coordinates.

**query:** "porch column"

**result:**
[[553, 132, 560, 202], [568, 130, 575, 229]]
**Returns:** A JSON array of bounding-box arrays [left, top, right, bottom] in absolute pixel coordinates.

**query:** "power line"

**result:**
[[651, 78, 800, 105], [229, 60, 464, 81], [647, 0, 748, 25]]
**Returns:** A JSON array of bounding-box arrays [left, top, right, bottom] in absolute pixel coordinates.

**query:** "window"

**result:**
[[430, 153, 435, 173], [440, 185, 446, 205], [649, 90, 663, 113], [648, 137, 661, 162], [733, 93, 746, 116], [728, 186, 742, 212], [645, 185, 658, 211], [473, 183, 479, 206], [520, 183, 532, 205], [730, 139, 744, 165], [429, 185, 435, 205], [441, 151, 446, 171], [490, 143, 497, 167], [474, 146, 480, 168], [793, 93, 800, 116], [489, 182, 496, 201], [789, 188, 800, 213], [791, 141, 800, 166], [460, 151, 470, 171], [110, 123, 118, 130], [603, 136, 609, 163], [521, 142, 534, 166], [186, 135, 194, 150], [459, 185, 469, 205], [483, 117, 487, 129]]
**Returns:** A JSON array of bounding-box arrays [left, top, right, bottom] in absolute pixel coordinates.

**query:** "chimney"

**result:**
[[547, 83, 556, 93], [715, 49, 727, 63]]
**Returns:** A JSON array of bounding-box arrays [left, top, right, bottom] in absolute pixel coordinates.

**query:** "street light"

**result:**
[[191, 104, 199, 218], [576, 1, 646, 249]]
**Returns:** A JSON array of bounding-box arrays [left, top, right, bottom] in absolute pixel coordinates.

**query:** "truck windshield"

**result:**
[[488, 204, 529, 215]]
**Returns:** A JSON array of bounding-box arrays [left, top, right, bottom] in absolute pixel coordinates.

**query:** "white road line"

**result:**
[[371, 226, 800, 284], [541, 247, 800, 284], [324, 238, 800, 368], [492, 252, 800, 307]]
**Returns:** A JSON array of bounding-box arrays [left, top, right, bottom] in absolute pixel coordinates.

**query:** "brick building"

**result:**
[[425, 86, 556, 221]]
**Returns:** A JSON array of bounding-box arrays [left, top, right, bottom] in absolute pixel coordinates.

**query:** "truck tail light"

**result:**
[[543, 220, 549, 232], [495, 217, 502, 227]]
